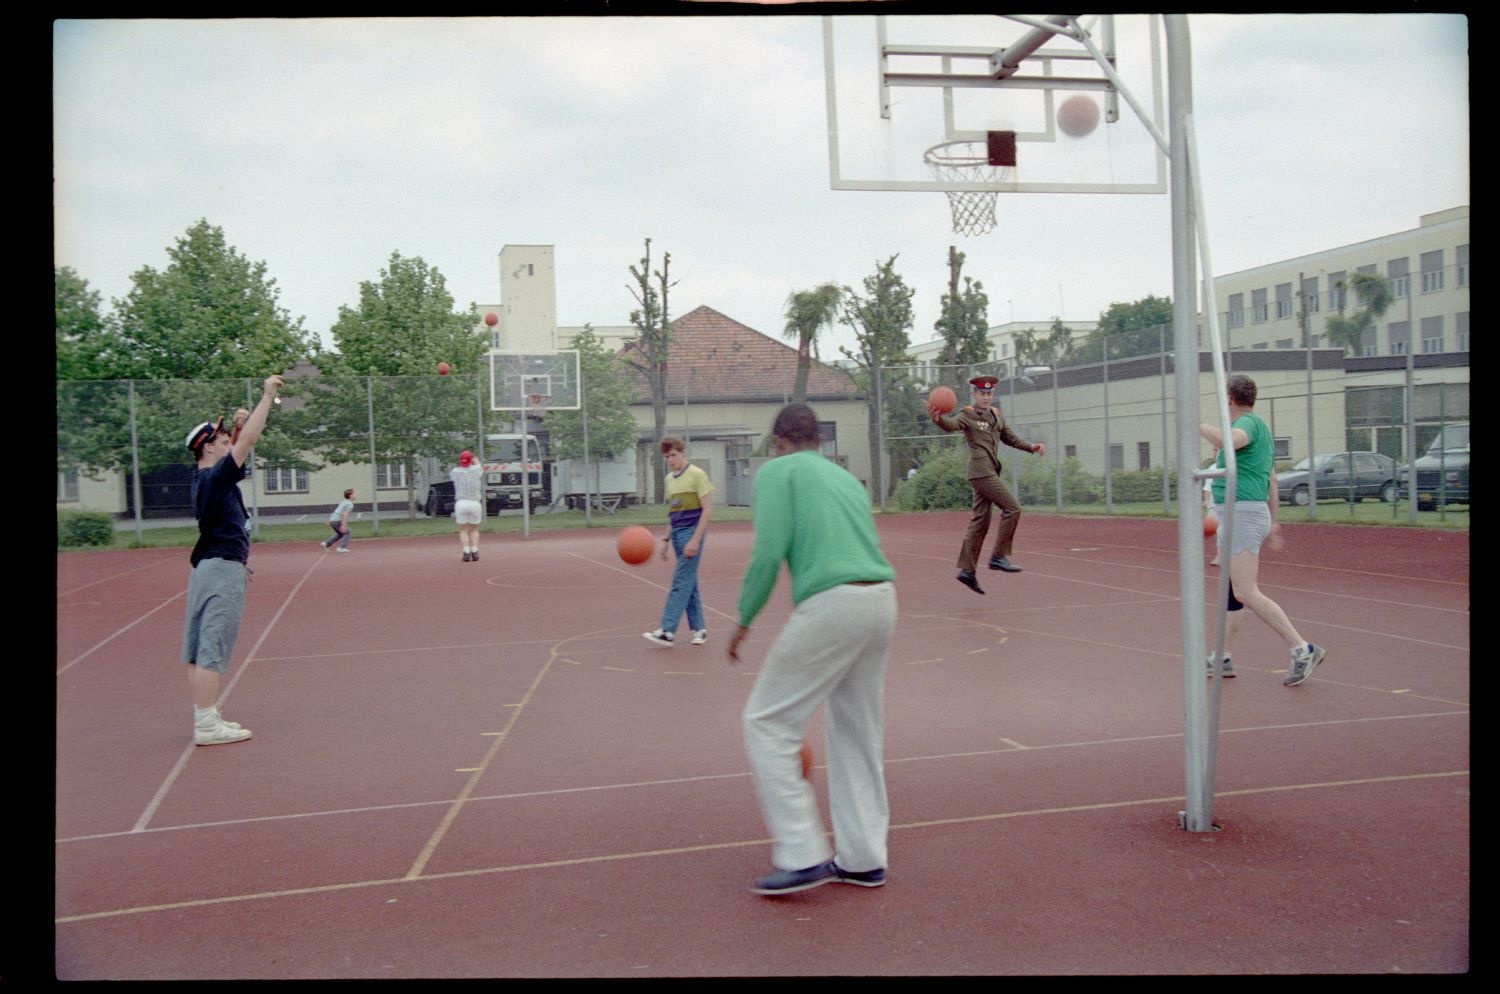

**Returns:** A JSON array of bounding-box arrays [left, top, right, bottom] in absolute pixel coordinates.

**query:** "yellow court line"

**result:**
[[56, 770, 1468, 925]]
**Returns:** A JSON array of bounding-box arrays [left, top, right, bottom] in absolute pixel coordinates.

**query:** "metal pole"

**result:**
[[1103, 337, 1112, 513], [127, 380, 144, 545], [874, 357, 887, 510], [1404, 285, 1417, 523], [1161, 325, 1170, 512], [1052, 369, 1061, 511], [246, 379, 260, 539], [582, 372, 593, 527], [367, 376, 380, 535], [1166, 15, 1213, 833]]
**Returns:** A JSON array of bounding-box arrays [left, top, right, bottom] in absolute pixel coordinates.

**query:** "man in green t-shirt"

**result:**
[[729, 403, 897, 896], [1201, 374, 1327, 686]]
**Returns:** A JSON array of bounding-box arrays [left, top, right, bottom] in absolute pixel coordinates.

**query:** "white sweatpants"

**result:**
[[742, 581, 897, 872]]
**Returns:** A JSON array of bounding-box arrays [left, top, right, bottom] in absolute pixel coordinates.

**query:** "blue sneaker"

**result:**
[[751, 860, 836, 895], [833, 864, 886, 888]]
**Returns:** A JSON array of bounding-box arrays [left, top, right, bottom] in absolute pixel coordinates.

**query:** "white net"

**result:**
[[923, 140, 1013, 237]]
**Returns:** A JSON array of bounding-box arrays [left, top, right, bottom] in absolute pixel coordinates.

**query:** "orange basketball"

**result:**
[[799, 740, 815, 779], [617, 525, 655, 565], [929, 385, 957, 413], [436, 362, 450, 376], [1203, 514, 1219, 537]]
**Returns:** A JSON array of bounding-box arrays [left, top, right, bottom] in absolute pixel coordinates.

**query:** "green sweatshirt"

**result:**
[[737, 449, 895, 627]]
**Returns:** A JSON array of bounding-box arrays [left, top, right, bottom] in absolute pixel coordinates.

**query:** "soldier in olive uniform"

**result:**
[[928, 374, 1045, 594]]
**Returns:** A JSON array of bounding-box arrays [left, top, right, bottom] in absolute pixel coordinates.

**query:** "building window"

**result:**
[[1065, 445, 1077, 459], [1388, 257, 1409, 298], [1455, 244, 1468, 287], [264, 466, 310, 494], [1308, 334, 1321, 348], [1274, 437, 1291, 459], [1301, 275, 1319, 314], [1421, 315, 1444, 354], [1252, 342, 1268, 350], [1137, 442, 1150, 470], [1108, 444, 1124, 471], [1277, 339, 1294, 349], [1328, 271, 1347, 311], [817, 421, 838, 458], [1360, 326, 1378, 358], [58, 468, 80, 502], [376, 463, 408, 490], [1456, 312, 1468, 351], [1387, 320, 1409, 356], [1275, 282, 1292, 319], [1420, 250, 1444, 292], [1251, 288, 1268, 324], [1227, 293, 1244, 329]]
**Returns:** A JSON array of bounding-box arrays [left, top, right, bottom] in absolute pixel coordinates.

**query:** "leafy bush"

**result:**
[[1109, 467, 1173, 503], [58, 510, 115, 548], [1017, 456, 1103, 505], [893, 444, 972, 511]]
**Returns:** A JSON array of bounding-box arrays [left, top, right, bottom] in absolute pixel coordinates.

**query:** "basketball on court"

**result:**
[[929, 385, 957, 413], [617, 526, 655, 565]]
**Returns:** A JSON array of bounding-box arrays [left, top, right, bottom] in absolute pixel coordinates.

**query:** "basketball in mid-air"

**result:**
[[484, 312, 498, 326], [617, 525, 655, 565], [1203, 514, 1219, 537], [437, 362, 450, 376], [1057, 94, 1101, 138], [929, 385, 957, 414]]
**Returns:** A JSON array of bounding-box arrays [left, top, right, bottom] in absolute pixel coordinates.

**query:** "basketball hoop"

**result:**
[[923, 139, 1013, 237]]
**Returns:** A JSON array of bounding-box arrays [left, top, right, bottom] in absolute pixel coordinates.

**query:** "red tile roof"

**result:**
[[616, 305, 860, 404]]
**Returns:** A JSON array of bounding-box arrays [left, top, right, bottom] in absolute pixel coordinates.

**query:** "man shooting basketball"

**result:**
[[179, 373, 282, 745]]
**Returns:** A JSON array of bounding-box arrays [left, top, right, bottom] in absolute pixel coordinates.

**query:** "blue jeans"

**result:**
[[659, 523, 706, 635]]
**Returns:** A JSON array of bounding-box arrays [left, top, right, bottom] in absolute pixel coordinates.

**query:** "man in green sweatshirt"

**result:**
[[729, 403, 898, 896]]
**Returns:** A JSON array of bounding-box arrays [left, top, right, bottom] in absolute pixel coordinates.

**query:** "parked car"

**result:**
[[1276, 452, 1400, 506], [1398, 423, 1469, 510]]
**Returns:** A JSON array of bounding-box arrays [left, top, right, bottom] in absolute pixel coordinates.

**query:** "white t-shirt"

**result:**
[[451, 464, 485, 502]]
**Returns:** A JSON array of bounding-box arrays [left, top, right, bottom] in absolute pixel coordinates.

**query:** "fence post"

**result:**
[[367, 376, 380, 535]]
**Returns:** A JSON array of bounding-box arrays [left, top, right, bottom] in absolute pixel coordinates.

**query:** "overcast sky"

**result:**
[[53, 14, 1469, 360]]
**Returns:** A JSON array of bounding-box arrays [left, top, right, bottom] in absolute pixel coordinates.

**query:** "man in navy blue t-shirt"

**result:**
[[179, 374, 283, 745]]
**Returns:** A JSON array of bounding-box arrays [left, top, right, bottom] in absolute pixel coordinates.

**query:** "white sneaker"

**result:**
[[195, 719, 252, 746], [642, 630, 674, 647], [335, 547, 349, 553], [691, 630, 708, 645]]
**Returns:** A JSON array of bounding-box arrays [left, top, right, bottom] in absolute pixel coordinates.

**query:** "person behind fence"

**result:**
[[179, 373, 283, 746], [643, 436, 713, 647], [320, 488, 354, 553], [452, 450, 485, 563], [729, 402, 897, 895], [1201, 373, 1327, 686], [928, 374, 1045, 594]]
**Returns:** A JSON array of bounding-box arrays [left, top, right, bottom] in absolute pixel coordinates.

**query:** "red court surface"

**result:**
[[54, 514, 1468, 977]]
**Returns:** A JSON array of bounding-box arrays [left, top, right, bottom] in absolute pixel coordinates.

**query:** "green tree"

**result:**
[[314, 252, 491, 517], [1072, 294, 1173, 364], [932, 246, 992, 383], [839, 255, 916, 500], [1323, 272, 1393, 356], [1012, 318, 1077, 371], [114, 219, 313, 380], [545, 325, 640, 462], [781, 282, 842, 405], [618, 238, 678, 493], [57, 223, 313, 480]]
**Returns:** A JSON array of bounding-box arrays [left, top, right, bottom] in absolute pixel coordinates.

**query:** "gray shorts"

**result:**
[[453, 498, 483, 525], [1214, 501, 1272, 556], [180, 557, 248, 673]]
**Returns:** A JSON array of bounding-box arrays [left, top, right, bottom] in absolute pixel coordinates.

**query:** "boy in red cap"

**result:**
[[451, 450, 485, 562], [928, 374, 1044, 594]]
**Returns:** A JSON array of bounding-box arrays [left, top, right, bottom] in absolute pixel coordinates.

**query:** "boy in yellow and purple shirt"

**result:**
[[643, 436, 713, 647]]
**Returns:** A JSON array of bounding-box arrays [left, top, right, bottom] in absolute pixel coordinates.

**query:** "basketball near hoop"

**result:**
[[1057, 95, 1101, 138]]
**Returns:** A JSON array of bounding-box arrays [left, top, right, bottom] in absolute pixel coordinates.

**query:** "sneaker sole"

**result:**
[[195, 730, 252, 746], [834, 874, 886, 888], [642, 633, 674, 647], [750, 875, 835, 896]]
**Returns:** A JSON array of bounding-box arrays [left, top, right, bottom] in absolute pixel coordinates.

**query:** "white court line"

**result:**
[[56, 550, 179, 599], [56, 769, 1469, 925], [131, 553, 330, 833], [61, 708, 1467, 846], [57, 590, 185, 677]]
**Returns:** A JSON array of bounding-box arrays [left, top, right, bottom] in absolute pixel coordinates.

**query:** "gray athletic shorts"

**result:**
[[180, 557, 248, 673], [1213, 501, 1272, 557]]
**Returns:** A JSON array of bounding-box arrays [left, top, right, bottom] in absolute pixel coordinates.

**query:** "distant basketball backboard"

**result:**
[[489, 351, 580, 412], [823, 14, 1167, 195]]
